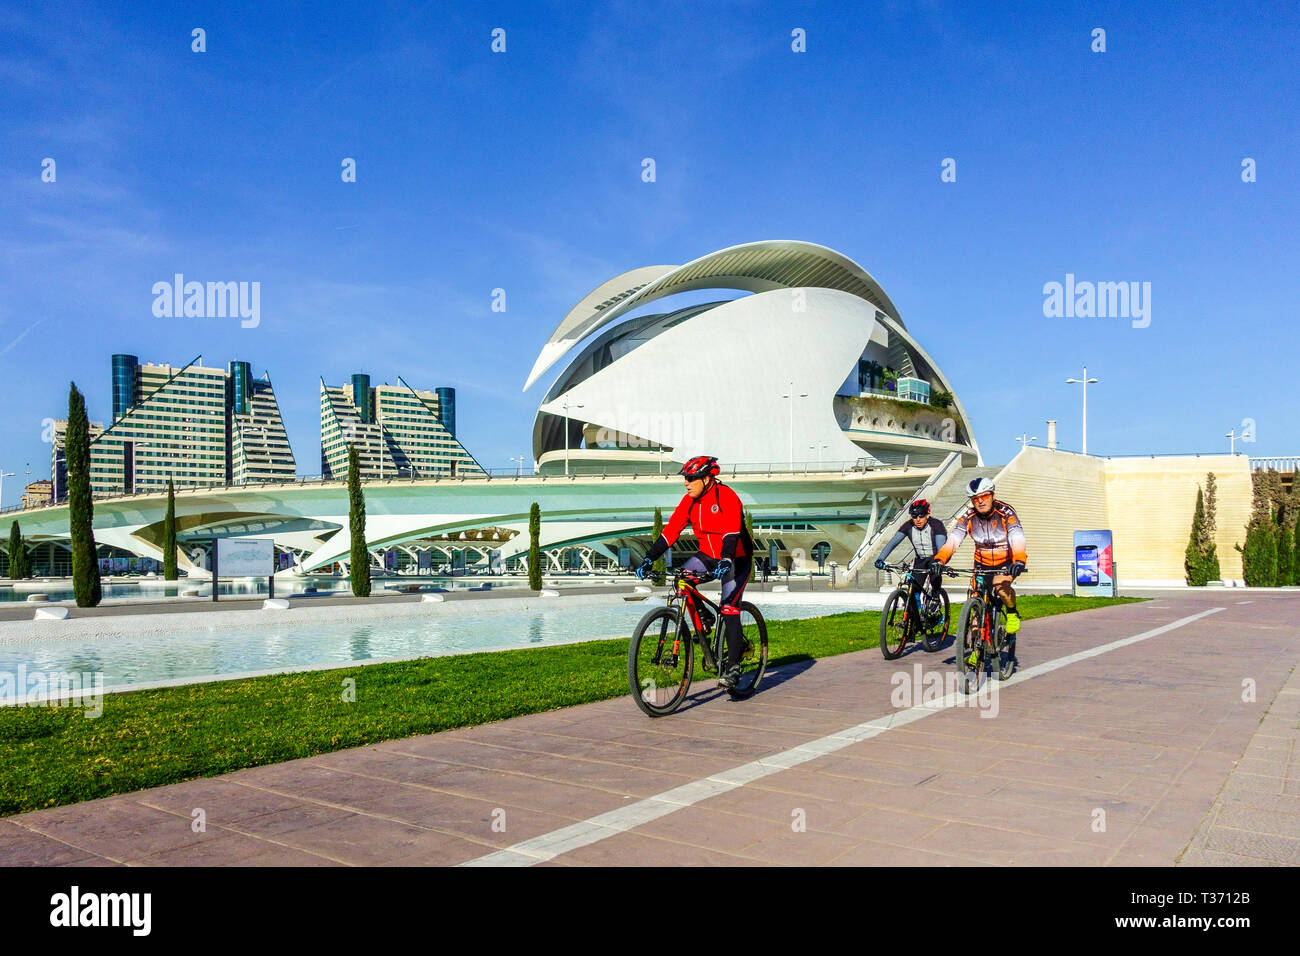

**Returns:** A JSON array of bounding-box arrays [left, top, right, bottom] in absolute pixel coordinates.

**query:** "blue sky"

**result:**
[[2, 0, 1297, 489]]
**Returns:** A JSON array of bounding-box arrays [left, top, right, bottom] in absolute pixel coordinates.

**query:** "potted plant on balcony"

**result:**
[[881, 368, 898, 392]]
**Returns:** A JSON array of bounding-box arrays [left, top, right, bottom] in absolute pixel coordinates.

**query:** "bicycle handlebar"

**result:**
[[946, 565, 1025, 579]]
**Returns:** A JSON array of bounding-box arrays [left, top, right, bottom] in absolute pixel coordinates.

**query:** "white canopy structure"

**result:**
[[526, 240, 979, 475]]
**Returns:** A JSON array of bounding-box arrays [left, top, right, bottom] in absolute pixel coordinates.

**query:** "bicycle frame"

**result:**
[[953, 566, 1008, 651], [665, 571, 725, 672]]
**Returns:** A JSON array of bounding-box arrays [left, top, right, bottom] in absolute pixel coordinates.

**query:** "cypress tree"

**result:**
[[1292, 515, 1300, 586], [527, 502, 542, 590], [163, 479, 178, 580], [1184, 487, 1208, 586], [1237, 514, 1278, 587], [67, 382, 102, 607], [1202, 472, 1221, 582], [652, 506, 666, 578], [1277, 522, 1294, 589], [347, 444, 371, 597], [7, 521, 26, 579]]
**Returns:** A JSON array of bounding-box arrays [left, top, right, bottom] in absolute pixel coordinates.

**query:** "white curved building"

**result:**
[[527, 240, 980, 474]]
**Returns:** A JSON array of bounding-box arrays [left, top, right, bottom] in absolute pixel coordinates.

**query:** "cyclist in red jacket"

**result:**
[[637, 455, 754, 689]]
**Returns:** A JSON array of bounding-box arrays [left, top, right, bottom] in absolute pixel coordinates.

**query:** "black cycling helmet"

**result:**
[[679, 455, 720, 481], [908, 498, 931, 518]]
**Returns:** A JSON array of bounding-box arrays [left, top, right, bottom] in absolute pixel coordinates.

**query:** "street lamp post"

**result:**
[[561, 400, 584, 477], [510, 456, 526, 477], [1225, 429, 1237, 455], [779, 382, 808, 472], [1015, 433, 1038, 450], [1065, 366, 1100, 454], [0, 471, 14, 512]]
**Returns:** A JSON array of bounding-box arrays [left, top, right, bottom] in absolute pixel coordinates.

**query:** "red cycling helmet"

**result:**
[[908, 498, 931, 518], [680, 455, 720, 480]]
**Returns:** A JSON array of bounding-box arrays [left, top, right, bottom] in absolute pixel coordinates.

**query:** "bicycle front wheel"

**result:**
[[727, 602, 768, 700], [628, 607, 694, 717], [879, 588, 909, 659], [955, 597, 984, 694]]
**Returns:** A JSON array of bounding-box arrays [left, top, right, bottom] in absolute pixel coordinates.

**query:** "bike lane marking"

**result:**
[[459, 606, 1225, 866]]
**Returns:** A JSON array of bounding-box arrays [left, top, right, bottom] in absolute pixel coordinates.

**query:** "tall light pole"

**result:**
[[1225, 429, 1237, 455], [1015, 433, 1037, 449], [779, 382, 808, 471], [561, 399, 584, 477], [0, 471, 14, 512], [809, 442, 828, 468], [510, 455, 526, 477], [1065, 366, 1099, 454]]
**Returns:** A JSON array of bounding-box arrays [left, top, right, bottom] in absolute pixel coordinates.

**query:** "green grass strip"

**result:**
[[0, 594, 1141, 816]]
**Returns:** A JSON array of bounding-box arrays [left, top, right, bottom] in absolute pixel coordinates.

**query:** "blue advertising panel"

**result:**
[[384, 549, 398, 571], [489, 549, 503, 574], [418, 549, 434, 572], [1073, 530, 1115, 597], [618, 547, 631, 569]]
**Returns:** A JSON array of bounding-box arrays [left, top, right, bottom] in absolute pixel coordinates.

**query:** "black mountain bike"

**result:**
[[627, 569, 768, 717], [951, 566, 1020, 692], [878, 560, 954, 659]]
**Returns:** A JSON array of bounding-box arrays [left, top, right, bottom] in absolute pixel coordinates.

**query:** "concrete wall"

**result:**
[[1104, 454, 1251, 585], [989, 447, 1110, 588], [968, 448, 1252, 587]]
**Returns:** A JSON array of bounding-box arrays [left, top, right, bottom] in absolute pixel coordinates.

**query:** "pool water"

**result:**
[[0, 576, 534, 603], [0, 601, 864, 693]]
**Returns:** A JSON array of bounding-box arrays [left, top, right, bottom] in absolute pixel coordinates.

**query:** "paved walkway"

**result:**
[[1, 592, 1297, 866], [1179, 650, 1300, 866]]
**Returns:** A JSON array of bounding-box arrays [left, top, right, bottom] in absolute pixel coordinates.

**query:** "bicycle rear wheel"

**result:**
[[994, 610, 1015, 680], [921, 588, 950, 653], [726, 602, 768, 699], [955, 597, 984, 694], [879, 588, 910, 659], [628, 607, 694, 717]]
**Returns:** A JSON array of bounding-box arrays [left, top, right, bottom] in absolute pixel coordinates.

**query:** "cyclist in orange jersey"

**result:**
[[934, 477, 1028, 664]]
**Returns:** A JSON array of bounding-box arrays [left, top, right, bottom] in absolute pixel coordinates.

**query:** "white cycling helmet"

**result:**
[[967, 477, 995, 498]]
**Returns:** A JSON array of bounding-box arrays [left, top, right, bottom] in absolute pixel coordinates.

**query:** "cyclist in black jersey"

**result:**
[[876, 498, 947, 611]]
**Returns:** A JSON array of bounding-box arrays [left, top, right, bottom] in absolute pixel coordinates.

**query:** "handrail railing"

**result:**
[[842, 450, 962, 578], [1249, 457, 1300, 472], [0, 454, 969, 514]]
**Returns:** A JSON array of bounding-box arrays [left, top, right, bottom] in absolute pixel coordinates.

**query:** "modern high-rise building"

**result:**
[[51, 355, 296, 498], [320, 375, 481, 479]]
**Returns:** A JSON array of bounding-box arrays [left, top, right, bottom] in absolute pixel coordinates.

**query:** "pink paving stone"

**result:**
[[15, 798, 223, 862], [828, 839, 989, 867], [0, 820, 107, 866], [260, 812, 491, 866], [917, 821, 1112, 866], [623, 803, 791, 855], [132, 778, 311, 823], [552, 829, 770, 866]]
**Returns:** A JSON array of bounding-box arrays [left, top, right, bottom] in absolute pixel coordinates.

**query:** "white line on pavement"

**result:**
[[458, 606, 1225, 866]]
